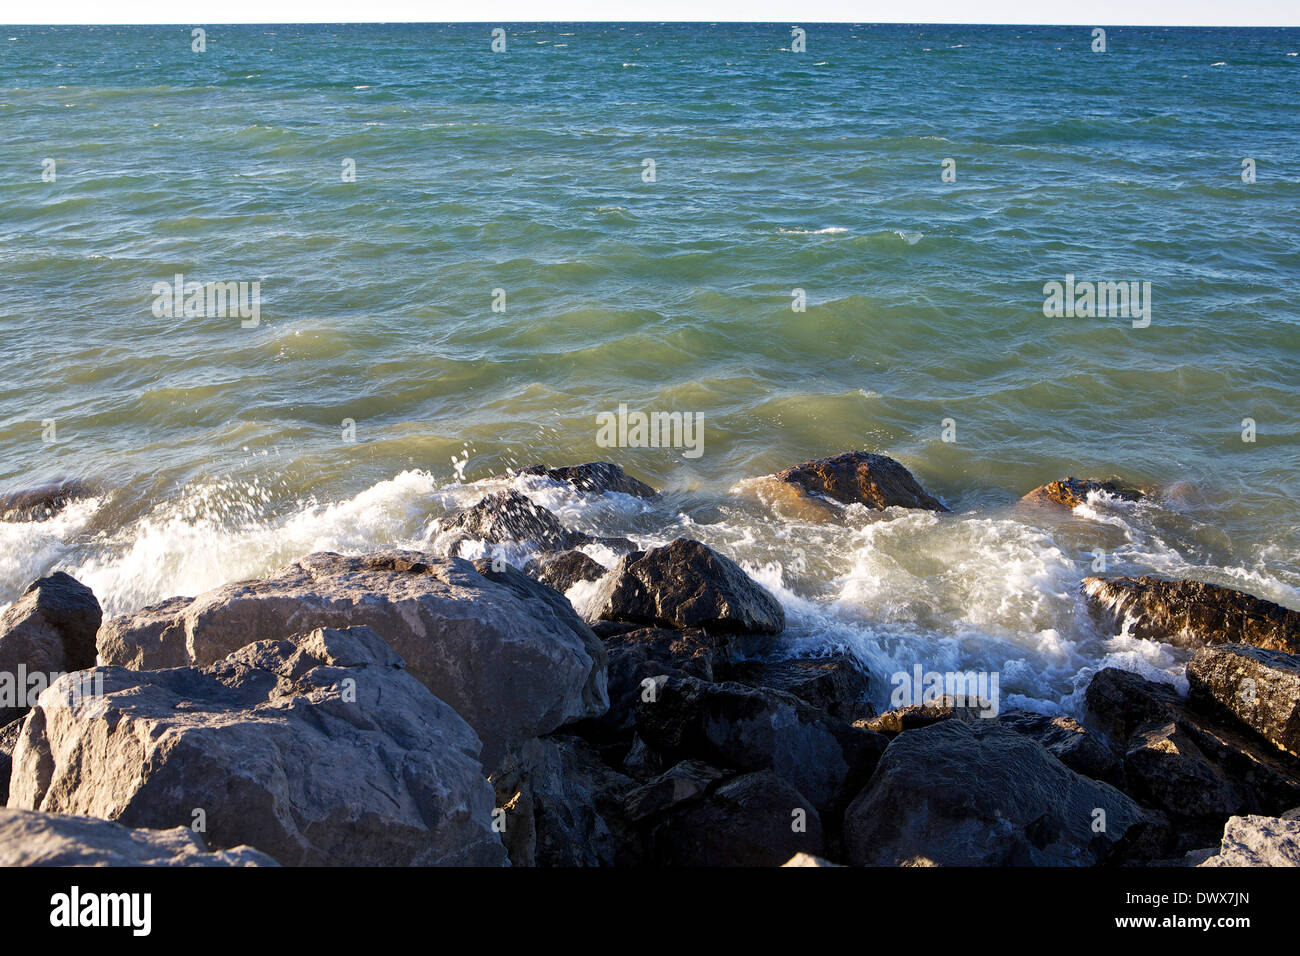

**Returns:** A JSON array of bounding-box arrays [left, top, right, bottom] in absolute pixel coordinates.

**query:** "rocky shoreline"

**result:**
[[1, 451, 1299, 867]]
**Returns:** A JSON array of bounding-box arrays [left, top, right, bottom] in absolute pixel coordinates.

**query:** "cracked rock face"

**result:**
[[10, 626, 508, 866], [1082, 575, 1300, 653], [1187, 643, 1300, 758], [1198, 814, 1300, 867], [773, 451, 948, 512], [0, 808, 276, 867], [95, 550, 607, 767]]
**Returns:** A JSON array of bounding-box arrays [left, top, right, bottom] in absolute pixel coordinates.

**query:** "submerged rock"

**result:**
[[0, 572, 102, 726], [96, 550, 607, 767], [644, 771, 825, 866], [11, 626, 508, 866], [587, 538, 785, 635], [773, 451, 948, 512], [0, 479, 93, 522], [1082, 575, 1300, 653], [1187, 644, 1300, 758], [0, 808, 276, 867], [1198, 814, 1300, 867], [1020, 476, 1142, 510], [842, 720, 1155, 866], [521, 461, 656, 499]]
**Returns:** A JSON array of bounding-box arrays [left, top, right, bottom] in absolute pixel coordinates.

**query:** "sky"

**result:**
[[2, 1, 1298, 27]]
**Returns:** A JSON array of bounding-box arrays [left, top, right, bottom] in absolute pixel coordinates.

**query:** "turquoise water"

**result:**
[[1, 24, 1298, 711]]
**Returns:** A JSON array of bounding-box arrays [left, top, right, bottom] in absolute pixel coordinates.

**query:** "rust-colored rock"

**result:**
[[1021, 476, 1142, 509], [773, 451, 948, 512]]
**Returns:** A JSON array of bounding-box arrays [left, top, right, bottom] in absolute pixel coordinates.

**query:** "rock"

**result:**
[[523, 550, 609, 594], [96, 550, 607, 767], [521, 462, 656, 498], [731, 653, 872, 721], [1020, 476, 1142, 510], [843, 720, 1155, 866], [439, 488, 586, 554], [999, 712, 1122, 781], [490, 734, 637, 867], [587, 538, 785, 635], [0, 479, 92, 522], [0, 572, 102, 726], [645, 771, 825, 866], [773, 451, 948, 512], [10, 626, 508, 866], [1085, 668, 1300, 827], [859, 702, 962, 737], [781, 852, 841, 867], [582, 626, 729, 741], [634, 675, 887, 819], [1187, 644, 1300, 757], [0, 808, 277, 867], [1082, 575, 1300, 653], [0, 718, 22, 805], [1198, 814, 1300, 867], [624, 760, 728, 823]]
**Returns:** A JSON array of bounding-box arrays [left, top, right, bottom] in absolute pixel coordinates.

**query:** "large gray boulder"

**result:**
[[773, 451, 947, 512], [1198, 814, 1300, 867], [0, 808, 276, 866], [1082, 575, 1300, 653], [95, 550, 607, 766], [10, 626, 508, 866], [587, 538, 785, 635], [1187, 644, 1300, 758], [634, 675, 886, 818], [843, 720, 1155, 866], [0, 572, 101, 726]]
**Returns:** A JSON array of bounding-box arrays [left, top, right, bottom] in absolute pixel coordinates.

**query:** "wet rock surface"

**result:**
[[774, 451, 948, 512]]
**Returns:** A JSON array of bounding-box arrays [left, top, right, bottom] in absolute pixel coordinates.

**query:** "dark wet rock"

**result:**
[[0, 718, 22, 806], [999, 712, 1123, 782], [1020, 476, 1142, 510], [0, 479, 93, 522], [0, 808, 277, 867], [97, 550, 607, 768], [441, 488, 586, 553], [731, 653, 873, 721], [521, 462, 656, 499], [587, 538, 785, 635], [490, 734, 638, 867], [1197, 814, 1300, 867], [843, 719, 1156, 866], [1187, 644, 1300, 758], [522, 549, 609, 593], [574, 626, 729, 743], [624, 759, 728, 823], [11, 626, 508, 866], [1082, 575, 1300, 653], [773, 451, 948, 512], [0, 572, 102, 726], [1085, 668, 1300, 837], [645, 771, 824, 866], [633, 675, 887, 819], [856, 698, 986, 737]]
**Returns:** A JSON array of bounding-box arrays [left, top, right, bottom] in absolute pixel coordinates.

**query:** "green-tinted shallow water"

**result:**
[[1, 24, 1298, 712]]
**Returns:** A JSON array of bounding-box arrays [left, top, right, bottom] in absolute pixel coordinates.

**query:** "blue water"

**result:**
[[1, 24, 1297, 711]]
